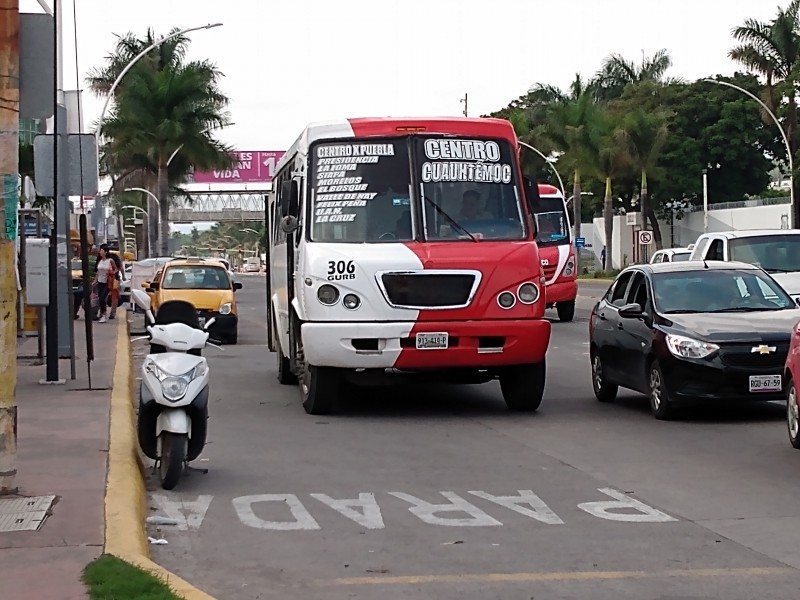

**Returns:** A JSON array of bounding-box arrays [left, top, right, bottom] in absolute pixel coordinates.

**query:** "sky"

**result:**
[[22, 0, 779, 153]]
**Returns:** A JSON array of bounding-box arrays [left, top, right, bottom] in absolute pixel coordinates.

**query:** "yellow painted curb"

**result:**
[[105, 315, 218, 600]]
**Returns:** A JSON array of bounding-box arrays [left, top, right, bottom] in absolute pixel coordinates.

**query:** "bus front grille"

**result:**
[[377, 270, 481, 309]]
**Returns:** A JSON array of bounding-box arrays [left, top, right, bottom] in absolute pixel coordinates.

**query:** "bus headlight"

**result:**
[[219, 302, 232, 315], [342, 294, 361, 310], [317, 284, 340, 305], [497, 291, 516, 309], [517, 283, 540, 304], [564, 256, 576, 277]]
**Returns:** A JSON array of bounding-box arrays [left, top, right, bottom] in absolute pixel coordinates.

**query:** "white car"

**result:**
[[688, 229, 800, 301], [649, 247, 692, 264]]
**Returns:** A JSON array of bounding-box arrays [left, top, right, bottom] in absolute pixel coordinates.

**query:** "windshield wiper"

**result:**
[[707, 306, 783, 313], [662, 309, 701, 314], [423, 195, 478, 243], [765, 268, 795, 273]]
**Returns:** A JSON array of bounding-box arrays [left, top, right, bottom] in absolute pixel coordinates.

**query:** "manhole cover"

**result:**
[[0, 495, 56, 532]]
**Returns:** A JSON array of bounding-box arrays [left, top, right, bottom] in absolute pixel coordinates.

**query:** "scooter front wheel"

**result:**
[[159, 432, 187, 490]]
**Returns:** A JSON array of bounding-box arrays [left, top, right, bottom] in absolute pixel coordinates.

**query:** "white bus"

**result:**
[[267, 117, 552, 415]]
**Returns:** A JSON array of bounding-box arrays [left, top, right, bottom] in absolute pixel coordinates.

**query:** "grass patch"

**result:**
[[578, 270, 619, 280], [83, 554, 183, 600]]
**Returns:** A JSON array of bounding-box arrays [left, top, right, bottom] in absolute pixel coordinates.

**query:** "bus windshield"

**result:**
[[532, 197, 570, 246], [309, 136, 526, 243]]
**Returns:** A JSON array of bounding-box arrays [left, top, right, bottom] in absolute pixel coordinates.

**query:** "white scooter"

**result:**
[[131, 289, 221, 490]]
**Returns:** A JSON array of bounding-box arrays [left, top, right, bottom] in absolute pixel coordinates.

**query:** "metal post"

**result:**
[[460, 93, 468, 117], [702, 169, 709, 234], [44, 0, 63, 384], [0, 0, 20, 494]]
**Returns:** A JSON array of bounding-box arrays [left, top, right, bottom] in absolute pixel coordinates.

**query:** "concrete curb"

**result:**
[[104, 315, 217, 600]]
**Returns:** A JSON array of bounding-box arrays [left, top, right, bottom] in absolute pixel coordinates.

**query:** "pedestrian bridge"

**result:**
[[169, 190, 270, 222]]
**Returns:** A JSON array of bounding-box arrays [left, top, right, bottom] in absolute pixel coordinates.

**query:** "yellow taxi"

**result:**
[[144, 259, 243, 344]]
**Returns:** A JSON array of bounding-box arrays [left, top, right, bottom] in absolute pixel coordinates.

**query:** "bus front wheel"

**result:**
[[499, 360, 546, 412], [557, 300, 575, 322], [301, 363, 340, 415]]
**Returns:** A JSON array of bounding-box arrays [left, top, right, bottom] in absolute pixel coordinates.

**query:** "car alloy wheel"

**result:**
[[592, 356, 603, 391], [650, 368, 663, 411], [788, 383, 800, 449]]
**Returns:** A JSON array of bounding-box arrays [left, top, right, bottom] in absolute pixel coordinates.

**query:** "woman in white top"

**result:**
[[93, 245, 116, 323]]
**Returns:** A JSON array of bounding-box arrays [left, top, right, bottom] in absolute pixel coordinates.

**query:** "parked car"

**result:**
[[589, 261, 800, 419], [784, 321, 800, 449], [143, 259, 243, 344], [688, 230, 800, 301], [650, 248, 691, 263]]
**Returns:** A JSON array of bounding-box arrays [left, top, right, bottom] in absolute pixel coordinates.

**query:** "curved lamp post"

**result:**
[[94, 23, 223, 136], [124, 187, 160, 207], [703, 78, 794, 227], [120, 205, 151, 257], [167, 123, 234, 166], [518, 141, 567, 200]]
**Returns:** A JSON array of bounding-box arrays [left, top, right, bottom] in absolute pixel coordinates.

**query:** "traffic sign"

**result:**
[[638, 230, 654, 245], [575, 237, 586, 248]]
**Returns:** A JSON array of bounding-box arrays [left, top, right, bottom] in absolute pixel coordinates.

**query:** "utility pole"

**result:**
[[0, 0, 20, 494], [460, 93, 468, 117]]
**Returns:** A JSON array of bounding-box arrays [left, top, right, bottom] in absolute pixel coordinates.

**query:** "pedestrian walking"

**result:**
[[601, 245, 607, 271], [93, 244, 117, 323]]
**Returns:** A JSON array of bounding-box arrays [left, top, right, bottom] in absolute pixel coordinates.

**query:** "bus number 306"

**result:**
[[327, 260, 356, 281]]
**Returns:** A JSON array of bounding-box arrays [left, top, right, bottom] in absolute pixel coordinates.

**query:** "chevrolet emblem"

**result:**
[[751, 345, 777, 355]]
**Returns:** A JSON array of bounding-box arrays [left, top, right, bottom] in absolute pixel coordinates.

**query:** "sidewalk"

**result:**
[[0, 311, 121, 600]]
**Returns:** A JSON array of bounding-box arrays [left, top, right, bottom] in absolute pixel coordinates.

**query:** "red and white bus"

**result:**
[[530, 184, 577, 322], [266, 117, 552, 415]]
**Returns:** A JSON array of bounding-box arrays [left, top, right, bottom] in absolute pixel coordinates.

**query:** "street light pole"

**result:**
[[124, 188, 161, 255], [518, 141, 567, 199], [120, 204, 150, 257], [703, 78, 794, 228], [702, 168, 709, 233]]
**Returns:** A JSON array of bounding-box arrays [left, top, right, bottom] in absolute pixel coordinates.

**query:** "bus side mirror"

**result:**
[[280, 179, 300, 219], [523, 176, 542, 212]]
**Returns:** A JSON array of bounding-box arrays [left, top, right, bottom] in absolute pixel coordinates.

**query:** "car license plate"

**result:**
[[416, 332, 448, 350], [749, 374, 782, 393]]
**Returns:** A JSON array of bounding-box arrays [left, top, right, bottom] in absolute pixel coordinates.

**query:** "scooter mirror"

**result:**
[[131, 289, 152, 311], [204, 317, 217, 330]]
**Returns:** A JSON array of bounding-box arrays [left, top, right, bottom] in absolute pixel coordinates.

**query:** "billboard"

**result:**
[[190, 150, 285, 184]]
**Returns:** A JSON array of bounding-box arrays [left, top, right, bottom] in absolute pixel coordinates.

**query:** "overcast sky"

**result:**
[[22, 0, 778, 153]]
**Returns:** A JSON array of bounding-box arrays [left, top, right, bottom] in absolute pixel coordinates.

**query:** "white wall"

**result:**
[[591, 203, 793, 270]]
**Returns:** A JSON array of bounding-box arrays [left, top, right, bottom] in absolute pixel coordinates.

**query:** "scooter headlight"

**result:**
[[161, 377, 188, 402]]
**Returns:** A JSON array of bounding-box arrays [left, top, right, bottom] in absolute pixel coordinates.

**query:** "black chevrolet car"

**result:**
[[589, 261, 800, 419]]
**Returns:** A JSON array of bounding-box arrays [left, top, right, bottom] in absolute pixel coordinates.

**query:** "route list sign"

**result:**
[[313, 142, 396, 224]]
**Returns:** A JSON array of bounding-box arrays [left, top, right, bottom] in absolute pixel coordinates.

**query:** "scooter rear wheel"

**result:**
[[159, 432, 186, 490]]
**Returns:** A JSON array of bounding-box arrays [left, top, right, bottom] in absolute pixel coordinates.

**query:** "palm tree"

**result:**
[[539, 74, 604, 237], [87, 28, 232, 256], [617, 109, 670, 249], [585, 112, 629, 271], [730, 0, 800, 224], [593, 49, 676, 101], [103, 61, 233, 256]]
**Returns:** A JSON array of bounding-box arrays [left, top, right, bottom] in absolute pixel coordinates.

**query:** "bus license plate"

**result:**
[[749, 374, 781, 393], [416, 332, 448, 350]]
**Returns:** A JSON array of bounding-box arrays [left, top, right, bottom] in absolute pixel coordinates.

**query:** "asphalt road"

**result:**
[[137, 276, 800, 600]]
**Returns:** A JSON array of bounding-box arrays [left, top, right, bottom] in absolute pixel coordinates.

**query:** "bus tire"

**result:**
[[499, 360, 546, 412], [557, 300, 575, 322], [301, 363, 339, 415], [276, 321, 297, 385]]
